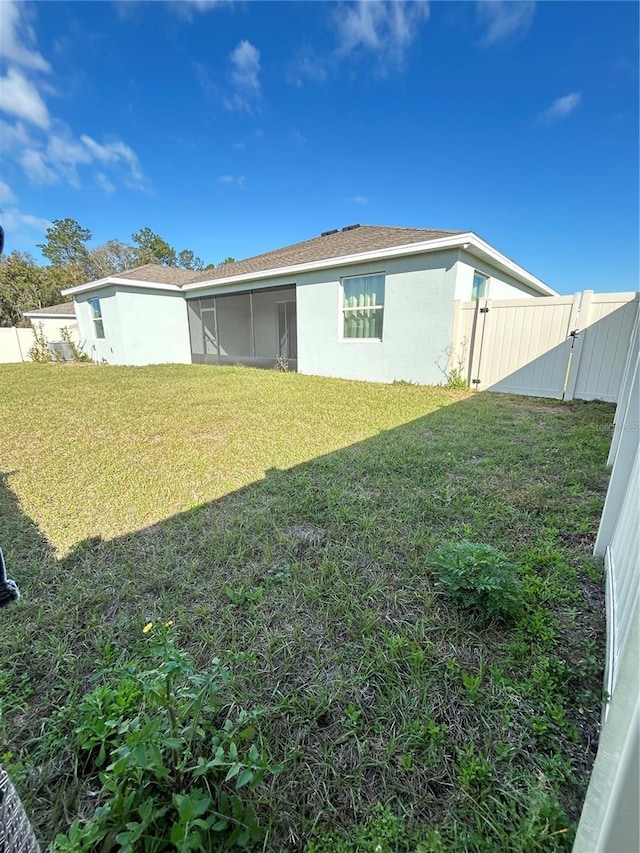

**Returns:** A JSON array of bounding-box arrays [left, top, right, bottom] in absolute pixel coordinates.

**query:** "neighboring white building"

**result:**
[[22, 302, 81, 360], [62, 225, 557, 384]]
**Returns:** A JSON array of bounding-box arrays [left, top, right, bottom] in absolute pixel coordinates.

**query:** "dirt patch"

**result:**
[[283, 524, 327, 553], [557, 531, 597, 550]]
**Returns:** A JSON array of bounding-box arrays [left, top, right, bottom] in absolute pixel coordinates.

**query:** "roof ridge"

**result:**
[[115, 262, 163, 276], [184, 225, 464, 285], [359, 225, 465, 234]]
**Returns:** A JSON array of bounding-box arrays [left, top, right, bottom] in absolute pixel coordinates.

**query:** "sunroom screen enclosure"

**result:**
[[187, 286, 297, 369]]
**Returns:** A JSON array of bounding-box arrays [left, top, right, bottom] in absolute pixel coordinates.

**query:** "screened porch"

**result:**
[[187, 285, 297, 369]]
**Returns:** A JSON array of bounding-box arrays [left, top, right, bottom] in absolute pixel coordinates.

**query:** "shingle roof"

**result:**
[[24, 302, 76, 317], [185, 225, 463, 285], [98, 226, 464, 289], [116, 264, 197, 285]]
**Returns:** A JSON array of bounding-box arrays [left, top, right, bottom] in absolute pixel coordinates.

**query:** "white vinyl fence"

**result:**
[[0, 322, 81, 363], [449, 291, 639, 402], [574, 306, 639, 852], [0, 327, 37, 363]]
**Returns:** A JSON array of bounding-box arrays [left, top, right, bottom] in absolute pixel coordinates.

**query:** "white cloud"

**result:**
[[97, 173, 116, 195], [81, 135, 145, 187], [0, 118, 30, 148], [477, 0, 536, 47], [1, 206, 51, 238], [218, 174, 246, 189], [169, 1, 232, 22], [350, 195, 369, 205], [0, 181, 17, 205], [0, 1, 148, 193], [225, 40, 261, 112], [0, 67, 50, 128], [19, 147, 60, 185], [3, 122, 147, 190], [230, 40, 260, 92], [193, 61, 218, 95], [334, 0, 430, 68], [287, 48, 328, 87], [0, 0, 51, 72], [536, 92, 581, 125]]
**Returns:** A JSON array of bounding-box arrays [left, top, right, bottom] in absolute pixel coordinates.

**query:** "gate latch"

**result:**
[[479, 307, 489, 314], [569, 328, 580, 338]]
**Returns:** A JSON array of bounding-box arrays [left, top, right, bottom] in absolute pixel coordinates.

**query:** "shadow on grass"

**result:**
[[0, 393, 614, 850]]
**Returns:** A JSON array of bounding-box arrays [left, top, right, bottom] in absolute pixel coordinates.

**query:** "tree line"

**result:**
[[0, 218, 235, 327]]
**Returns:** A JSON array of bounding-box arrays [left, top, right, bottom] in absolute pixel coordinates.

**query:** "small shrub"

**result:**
[[52, 621, 276, 851], [27, 322, 52, 363], [430, 540, 524, 623], [444, 367, 469, 391], [60, 326, 91, 362]]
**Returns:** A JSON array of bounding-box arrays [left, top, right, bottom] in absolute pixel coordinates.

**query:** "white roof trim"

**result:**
[[184, 233, 556, 297], [24, 312, 76, 319], [61, 233, 557, 298], [61, 276, 182, 296]]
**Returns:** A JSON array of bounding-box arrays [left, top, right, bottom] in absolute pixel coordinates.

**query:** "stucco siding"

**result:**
[[74, 287, 123, 363], [296, 251, 458, 384], [75, 288, 190, 365], [115, 289, 191, 365], [454, 250, 542, 300]]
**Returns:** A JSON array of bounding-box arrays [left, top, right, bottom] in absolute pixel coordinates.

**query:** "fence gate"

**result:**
[[449, 291, 639, 402]]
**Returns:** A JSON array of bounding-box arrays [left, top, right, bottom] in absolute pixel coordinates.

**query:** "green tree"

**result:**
[[0, 251, 62, 326], [218, 257, 236, 266], [37, 218, 91, 268], [177, 249, 204, 271], [131, 227, 177, 267]]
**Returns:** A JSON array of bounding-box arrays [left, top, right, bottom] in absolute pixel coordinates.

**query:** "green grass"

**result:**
[[0, 363, 614, 851]]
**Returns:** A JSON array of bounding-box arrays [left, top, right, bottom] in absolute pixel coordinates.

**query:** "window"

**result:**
[[89, 298, 105, 338], [472, 272, 488, 300], [342, 273, 384, 339]]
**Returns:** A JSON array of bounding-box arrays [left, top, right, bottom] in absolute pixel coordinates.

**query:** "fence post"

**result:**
[[14, 327, 25, 362], [564, 290, 591, 401], [473, 298, 491, 390]]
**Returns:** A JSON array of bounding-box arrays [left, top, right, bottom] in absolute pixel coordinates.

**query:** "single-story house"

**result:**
[[62, 225, 557, 384], [23, 302, 80, 359]]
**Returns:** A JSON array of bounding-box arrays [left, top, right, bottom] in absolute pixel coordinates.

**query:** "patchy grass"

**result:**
[[0, 363, 613, 851]]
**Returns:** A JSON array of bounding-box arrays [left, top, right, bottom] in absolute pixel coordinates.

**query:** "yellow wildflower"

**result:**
[[143, 622, 153, 633], [164, 620, 174, 628]]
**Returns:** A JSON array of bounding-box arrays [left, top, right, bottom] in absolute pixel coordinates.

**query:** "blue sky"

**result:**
[[0, 0, 638, 294]]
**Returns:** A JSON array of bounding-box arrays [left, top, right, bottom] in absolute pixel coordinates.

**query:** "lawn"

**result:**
[[0, 363, 613, 851]]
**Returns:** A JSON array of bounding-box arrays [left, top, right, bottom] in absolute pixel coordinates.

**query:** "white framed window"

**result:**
[[89, 298, 105, 338], [472, 272, 489, 300], [341, 273, 385, 340]]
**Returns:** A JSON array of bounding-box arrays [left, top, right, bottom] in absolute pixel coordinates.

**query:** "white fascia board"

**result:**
[[61, 277, 182, 296], [461, 235, 558, 297], [24, 312, 75, 319], [183, 233, 556, 297], [60, 234, 555, 298]]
